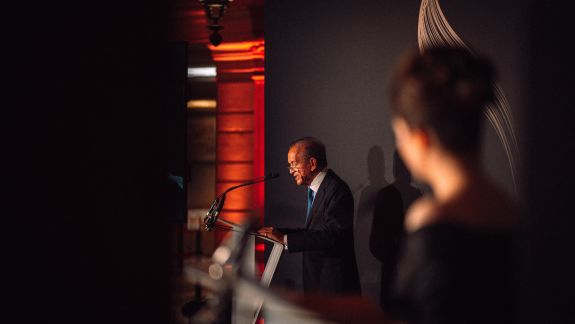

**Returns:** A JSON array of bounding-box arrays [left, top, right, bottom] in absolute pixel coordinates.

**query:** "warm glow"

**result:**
[[210, 39, 265, 255], [187, 99, 217, 109], [208, 40, 264, 52], [219, 212, 249, 227], [209, 40, 265, 62], [221, 67, 265, 74], [256, 243, 265, 252], [183, 9, 205, 18]]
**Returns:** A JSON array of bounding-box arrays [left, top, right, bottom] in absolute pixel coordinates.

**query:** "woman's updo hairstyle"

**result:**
[[390, 46, 496, 154]]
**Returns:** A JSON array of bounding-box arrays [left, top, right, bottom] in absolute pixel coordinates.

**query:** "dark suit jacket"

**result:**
[[279, 169, 361, 294]]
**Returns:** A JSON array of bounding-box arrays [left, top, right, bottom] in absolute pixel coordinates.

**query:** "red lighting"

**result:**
[[256, 243, 265, 252], [211, 40, 266, 251], [208, 40, 265, 62]]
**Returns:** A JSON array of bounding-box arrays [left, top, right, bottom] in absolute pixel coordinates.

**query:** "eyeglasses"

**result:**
[[287, 165, 300, 172], [286, 163, 305, 172]]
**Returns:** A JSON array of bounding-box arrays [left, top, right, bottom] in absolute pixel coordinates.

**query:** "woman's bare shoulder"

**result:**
[[404, 196, 443, 233]]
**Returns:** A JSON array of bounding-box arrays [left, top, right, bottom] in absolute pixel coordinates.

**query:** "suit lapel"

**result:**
[[305, 170, 332, 229]]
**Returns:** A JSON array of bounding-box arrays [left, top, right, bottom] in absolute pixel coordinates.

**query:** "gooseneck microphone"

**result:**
[[204, 172, 279, 231]]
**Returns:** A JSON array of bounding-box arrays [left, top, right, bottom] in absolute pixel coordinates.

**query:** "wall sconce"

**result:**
[[199, 0, 233, 47]]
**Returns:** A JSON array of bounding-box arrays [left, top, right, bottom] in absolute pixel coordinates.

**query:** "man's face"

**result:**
[[287, 145, 313, 186]]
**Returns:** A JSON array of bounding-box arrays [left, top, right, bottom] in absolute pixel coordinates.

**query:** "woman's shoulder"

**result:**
[[404, 196, 443, 233], [405, 189, 518, 234]]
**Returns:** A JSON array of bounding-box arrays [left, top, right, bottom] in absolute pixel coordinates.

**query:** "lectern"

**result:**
[[204, 210, 285, 323]]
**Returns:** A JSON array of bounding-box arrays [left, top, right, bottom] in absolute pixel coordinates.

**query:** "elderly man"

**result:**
[[259, 137, 360, 294]]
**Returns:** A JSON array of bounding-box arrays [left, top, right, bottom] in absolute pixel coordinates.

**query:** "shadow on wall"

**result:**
[[354, 146, 389, 304], [370, 150, 422, 307], [354, 147, 423, 306]]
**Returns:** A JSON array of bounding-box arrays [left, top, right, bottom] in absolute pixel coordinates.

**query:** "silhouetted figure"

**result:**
[[370, 151, 422, 308], [355, 146, 389, 303], [391, 151, 423, 212]]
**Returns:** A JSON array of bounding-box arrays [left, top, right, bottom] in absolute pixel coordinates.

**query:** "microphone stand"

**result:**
[[203, 173, 283, 245], [200, 173, 285, 323]]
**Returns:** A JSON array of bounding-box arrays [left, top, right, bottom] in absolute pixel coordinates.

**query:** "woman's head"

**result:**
[[390, 46, 495, 155]]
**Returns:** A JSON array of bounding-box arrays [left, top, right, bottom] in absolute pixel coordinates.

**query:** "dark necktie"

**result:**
[[306, 187, 315, 223]]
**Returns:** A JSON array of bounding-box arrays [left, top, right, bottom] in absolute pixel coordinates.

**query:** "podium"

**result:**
[[199, 214, 290, 323], [187, 214, 386, 324], [250, 236, 284, 322]]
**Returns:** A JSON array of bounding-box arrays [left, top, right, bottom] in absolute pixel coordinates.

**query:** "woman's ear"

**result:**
[[411, 127, 431, 153], [391, 117, 410, 147], [392, 118, 429, 151], [392, 117, 430, 178]]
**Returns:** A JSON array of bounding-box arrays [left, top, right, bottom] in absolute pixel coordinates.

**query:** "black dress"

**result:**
[[385, 223, 514, 324]]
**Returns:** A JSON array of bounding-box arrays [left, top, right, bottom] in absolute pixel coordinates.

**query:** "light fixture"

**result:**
[[187, 66, 217, 78], [199, 0, 234, 47]]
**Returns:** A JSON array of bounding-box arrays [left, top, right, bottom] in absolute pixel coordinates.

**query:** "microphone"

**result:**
[[204, 172, 280, 231]]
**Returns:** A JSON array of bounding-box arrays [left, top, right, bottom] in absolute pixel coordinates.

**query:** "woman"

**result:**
[[385, 47, 517, 323]]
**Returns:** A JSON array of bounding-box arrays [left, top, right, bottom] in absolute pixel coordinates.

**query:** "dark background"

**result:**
[[4, 0, 174, 322], [265, 0, 525, 300], [265, 0, 575, 322], [2, 0, 575, 322]]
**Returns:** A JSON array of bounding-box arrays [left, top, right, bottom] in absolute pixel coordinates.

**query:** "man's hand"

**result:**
[[257, 227, 284, 243]]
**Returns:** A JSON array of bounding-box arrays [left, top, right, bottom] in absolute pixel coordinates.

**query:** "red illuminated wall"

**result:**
[[210, 41, 265, 276]]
